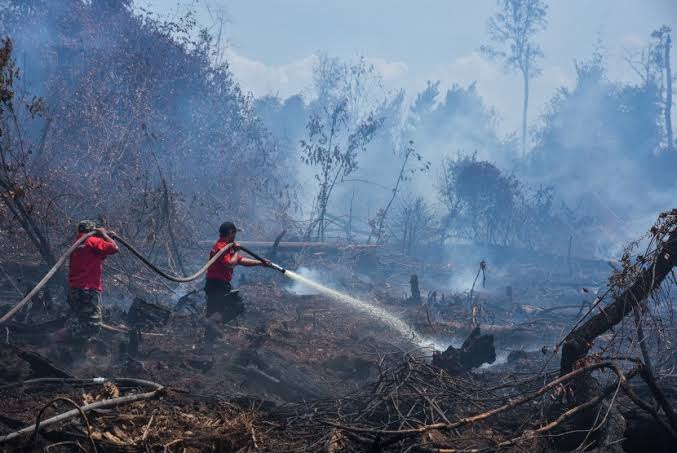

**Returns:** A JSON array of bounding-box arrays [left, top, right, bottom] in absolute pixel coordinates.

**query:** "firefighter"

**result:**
[[204, 221, 270, 326], [66, 220, 118, 349]]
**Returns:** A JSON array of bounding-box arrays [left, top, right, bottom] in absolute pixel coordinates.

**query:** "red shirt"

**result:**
[[68, 233, 118, 292], [206, 238, 242, 282]]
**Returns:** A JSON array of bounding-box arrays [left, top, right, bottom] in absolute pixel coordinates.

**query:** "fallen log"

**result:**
[[560, 222, 677, 375], [4, 317, 67, 335], [557, 211, 677, 440], [0, 345, 74, 379], [199, 240, 382, 251]]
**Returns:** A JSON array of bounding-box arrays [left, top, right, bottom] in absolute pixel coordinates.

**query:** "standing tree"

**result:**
[[301, 56, 383, 241], [368, 140, 429, 244], [0, 38, 56, 266], [393, 196, 435, 256], [651, 26, 673, 152], [438, 153, 520, 245], [481, 0, 548, 157], [628, 26, 675, 153]]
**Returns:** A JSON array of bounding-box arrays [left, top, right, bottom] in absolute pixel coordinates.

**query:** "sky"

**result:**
[[138, 0, 677, 135]]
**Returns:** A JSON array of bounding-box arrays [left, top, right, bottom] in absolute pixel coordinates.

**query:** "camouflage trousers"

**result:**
[[204, 279, 244, 324], [67, 288, 102, 342]]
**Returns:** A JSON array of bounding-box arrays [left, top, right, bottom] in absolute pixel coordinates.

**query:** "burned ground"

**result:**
[[0, 242, 676, 452]]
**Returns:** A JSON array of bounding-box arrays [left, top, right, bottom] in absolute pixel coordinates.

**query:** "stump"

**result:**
[[432, 327, 496, 375], [410, 274, 421, 303], [127, 297, 171, 330]]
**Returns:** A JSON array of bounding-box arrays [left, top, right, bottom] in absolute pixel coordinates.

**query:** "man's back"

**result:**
[[68, 234, 117, 291]]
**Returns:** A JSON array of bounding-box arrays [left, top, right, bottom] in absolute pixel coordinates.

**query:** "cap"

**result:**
[[78, 220, 97, 232], [219, 221, 242, 236]]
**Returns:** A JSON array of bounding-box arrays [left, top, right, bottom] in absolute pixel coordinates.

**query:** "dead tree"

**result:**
[[468, 260, 487, 327], [368, 141, 428, 244], [269, 229, 286, 260], [559, 212, 677, 437], [665, 31, 673, 152], [409, 274, 421, 303], [0, 39, 56, 266], [560, 225, 677, 375]]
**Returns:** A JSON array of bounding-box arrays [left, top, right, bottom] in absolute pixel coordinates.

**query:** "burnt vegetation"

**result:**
[[0, 1, 676, 452]]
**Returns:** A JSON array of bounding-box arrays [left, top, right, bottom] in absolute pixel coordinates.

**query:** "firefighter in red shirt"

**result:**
[[204, 221, 270, 326], [67, 220, 118, 346]]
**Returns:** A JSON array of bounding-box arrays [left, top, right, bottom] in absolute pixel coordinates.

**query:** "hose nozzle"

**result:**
[[238, 245, 286, 274], [269, 262, 286, 274]]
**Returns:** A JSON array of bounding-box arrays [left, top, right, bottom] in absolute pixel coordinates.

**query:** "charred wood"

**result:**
[[432, 326, 496, 374]]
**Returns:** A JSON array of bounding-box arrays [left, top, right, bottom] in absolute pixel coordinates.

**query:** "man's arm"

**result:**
[[239, 257, 271, 267], [93, 228, 119, 255]]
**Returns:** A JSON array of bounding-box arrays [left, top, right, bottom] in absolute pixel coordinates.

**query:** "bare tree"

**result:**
[[0, 3, 297, 272], [368, 140, 429, 244], [651, 26, 673, 152], [665, 31, 673, 152], [0, 38, 56, 266], [481, 0, 548, 157], [625, 25, 674, 152], [301, 56, 383, 241], [393, 197, 435, 256]]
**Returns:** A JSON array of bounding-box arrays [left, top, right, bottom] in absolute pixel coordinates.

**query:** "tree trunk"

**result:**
[[318, 205, 325, 242], [409, 274, 421, 303], [347, 190, 354, 242], [567, 234, 573, 276], [0, 194, 56, 266], [521, 68, 529, 158], [160, 178, 186, 275], [665, 32, 673, 152], [560, 228, 677, 375], [317, 181, 328, 242]]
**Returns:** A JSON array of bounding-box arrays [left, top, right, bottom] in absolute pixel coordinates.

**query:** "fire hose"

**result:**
[[0, 231, 97, 324], [0, 231, 285, 324], [111, 234, 285, 279]]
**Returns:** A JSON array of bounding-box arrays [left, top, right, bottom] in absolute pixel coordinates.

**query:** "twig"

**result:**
[[32, 397, 97, 453], [483, 366, 641, 451], [250, 421, 260, 451], [44, 440, 88, 452], [141, 413, 155, 442], [0, 261, 24, 297], [323, 361, 633, 437], [0, 382, 164, 443], [162, 437, 184, 452]]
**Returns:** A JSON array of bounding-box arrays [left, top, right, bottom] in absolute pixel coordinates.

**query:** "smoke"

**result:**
[[285, 266, 329, 295], [448, 267, 482, 293], [250, 42, 675, 259], [6, 1, 673, 264]]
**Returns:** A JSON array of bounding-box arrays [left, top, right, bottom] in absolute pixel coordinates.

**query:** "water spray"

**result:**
[[1, 228, 438, 350], [288, 270, 436, 347], [238, 247, 440, 350]]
